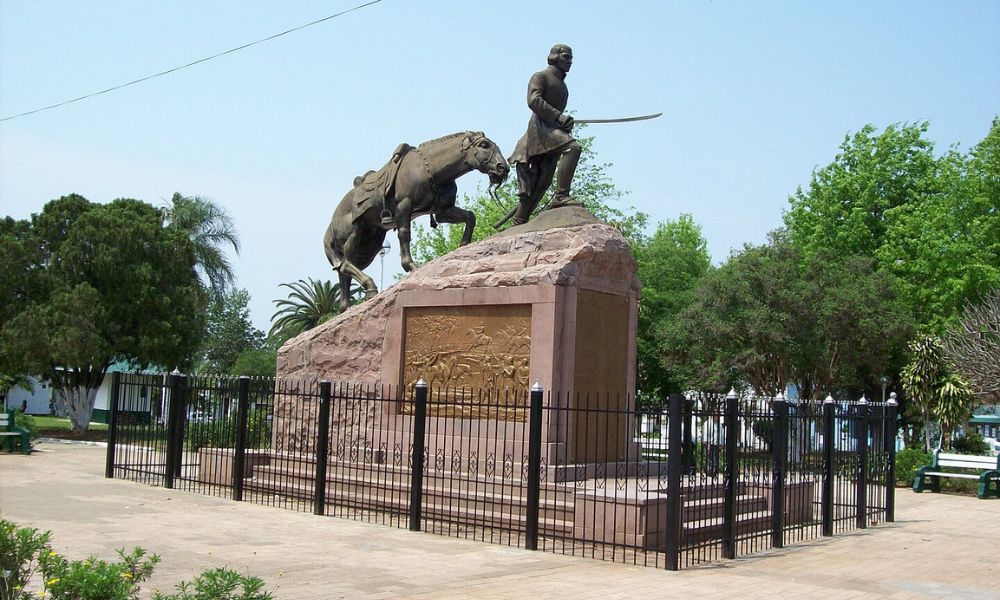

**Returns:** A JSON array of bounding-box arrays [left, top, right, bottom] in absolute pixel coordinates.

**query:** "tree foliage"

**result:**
[[634, 214, 711, 397], [199, 289, 266, 374], [901, 334, 976, 450], [162, 193, 241, 301], [945, 288, 1000, 398], [229, 347, 278, 378], [785, 120, 1000, 330], [661, 232, 912, 398], [0, 195, 205, 431], [411, 134, 648, 264], [268, 278, 361, 345]]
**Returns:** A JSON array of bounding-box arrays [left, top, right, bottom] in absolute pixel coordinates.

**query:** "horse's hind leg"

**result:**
[[337, 270, 355, 311], [341, 232, 378, 306]]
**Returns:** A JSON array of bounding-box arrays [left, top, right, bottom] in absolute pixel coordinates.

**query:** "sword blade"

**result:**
[[574, 112, 662, 125]]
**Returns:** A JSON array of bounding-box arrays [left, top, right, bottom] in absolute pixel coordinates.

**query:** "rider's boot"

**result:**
[[547, 142, 583, 209], [512, 193, 533, 226]]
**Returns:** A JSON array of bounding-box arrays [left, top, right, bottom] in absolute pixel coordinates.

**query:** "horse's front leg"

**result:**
[[434, 205, 477, 246], [395, 197, 417, 272]]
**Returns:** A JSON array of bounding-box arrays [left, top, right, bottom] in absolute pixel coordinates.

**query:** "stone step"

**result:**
[[250, 462, 578, 504], [681, 494, 770, 521], [243, 477, 575, 535], [246, 468, 575, 520], [681, 512, 778, 544]]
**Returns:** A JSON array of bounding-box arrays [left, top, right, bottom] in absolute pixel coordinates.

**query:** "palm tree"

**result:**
[[163, 193, 240, 299], [269, 278, 362, 344]]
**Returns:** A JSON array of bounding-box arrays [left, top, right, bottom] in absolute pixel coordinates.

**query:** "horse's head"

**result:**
[[462, 132, 510, 186]]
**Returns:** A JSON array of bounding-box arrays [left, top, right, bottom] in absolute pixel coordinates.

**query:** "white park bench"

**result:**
[[0, 410, 31, 454], [913, 450, 1000, 499]]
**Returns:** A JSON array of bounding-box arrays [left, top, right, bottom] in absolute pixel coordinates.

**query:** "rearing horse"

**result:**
[[323, 131, 509, 311]]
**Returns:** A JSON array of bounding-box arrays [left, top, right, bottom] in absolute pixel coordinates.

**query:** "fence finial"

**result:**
[[531, 381, 543, 392], [824, 394, 835, 404], [415, 378, 428, 388], [726, 388, 738, 400], [858, 395, 868, 405], [887, 392, 898, 406], [775, 391, 786, 402]]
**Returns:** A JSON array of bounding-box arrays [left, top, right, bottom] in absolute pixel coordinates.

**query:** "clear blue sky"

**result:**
[[2, 1, 998, 331]]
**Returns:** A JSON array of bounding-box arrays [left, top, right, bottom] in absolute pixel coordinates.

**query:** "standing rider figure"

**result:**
[[508, 44, 583, 225]]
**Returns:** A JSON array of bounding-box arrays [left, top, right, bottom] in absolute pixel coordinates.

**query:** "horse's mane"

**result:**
[[417, 131, 479, 151]]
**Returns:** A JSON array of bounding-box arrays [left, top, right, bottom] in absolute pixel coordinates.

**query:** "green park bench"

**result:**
[[913, 450, 1000, 500], [1, 410, 31, 454]]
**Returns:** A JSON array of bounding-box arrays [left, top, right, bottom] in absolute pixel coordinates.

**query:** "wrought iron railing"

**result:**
[[106, 372, 897, 570]]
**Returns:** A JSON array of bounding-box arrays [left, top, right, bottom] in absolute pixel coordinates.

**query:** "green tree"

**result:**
[[785, 120, 1000, 330], [268, 278, 361, 345], [199, 289, 266, 374], [634, 214, 711, 399], [0, 196, 204, 431], [411, 134, 648, 263], [662, 232, 912, 398], [878, 119, 1000, 330], [229, 347, 278, 377], [901, 334, 976, 450], [162, 193, 241, 300], [784, 122, 939, 261]]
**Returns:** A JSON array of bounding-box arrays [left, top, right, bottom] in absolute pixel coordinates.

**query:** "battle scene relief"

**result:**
[[402, 304, 531, 419]]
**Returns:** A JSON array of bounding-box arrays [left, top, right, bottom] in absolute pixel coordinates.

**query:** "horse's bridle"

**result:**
[[466, 132, 503, 177]]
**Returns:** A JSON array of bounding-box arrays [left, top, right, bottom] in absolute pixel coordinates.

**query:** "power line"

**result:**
[[0, 0, 383, 123]]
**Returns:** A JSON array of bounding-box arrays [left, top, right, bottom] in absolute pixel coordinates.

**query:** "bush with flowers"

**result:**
[[0, 520, 270, 600]]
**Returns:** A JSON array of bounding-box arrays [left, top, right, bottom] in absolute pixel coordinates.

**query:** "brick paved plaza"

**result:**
[[1, 442, 996, 599]]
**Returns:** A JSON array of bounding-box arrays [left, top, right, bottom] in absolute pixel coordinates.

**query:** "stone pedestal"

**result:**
[[276, 206, 640, 465]]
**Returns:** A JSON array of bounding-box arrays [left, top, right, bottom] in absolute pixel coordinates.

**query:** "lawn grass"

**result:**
[[32, 415, 108, 432]]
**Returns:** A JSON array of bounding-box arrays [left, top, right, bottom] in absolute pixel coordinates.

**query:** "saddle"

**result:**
[[352, 143, 413, 225]]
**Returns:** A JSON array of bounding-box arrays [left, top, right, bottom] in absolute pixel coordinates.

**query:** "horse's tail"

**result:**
[[322, 224, 343, 271]]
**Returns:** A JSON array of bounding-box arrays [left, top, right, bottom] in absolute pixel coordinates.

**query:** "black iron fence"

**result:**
[[106, 372, 897, 570]]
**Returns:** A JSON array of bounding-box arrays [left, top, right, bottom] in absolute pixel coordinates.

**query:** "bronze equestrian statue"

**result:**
[[507, 43, 582, 226], [323, 131, 509, 311]]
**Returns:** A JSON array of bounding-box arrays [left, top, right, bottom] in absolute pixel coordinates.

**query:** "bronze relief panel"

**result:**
[[402, 304, 531, 419]]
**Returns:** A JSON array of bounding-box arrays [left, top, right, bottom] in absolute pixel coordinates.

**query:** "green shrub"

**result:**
[[39, 547, 159, 600], [152, 568, 273, 600], [12, 411, 38, 441], [0, 520, 271, 600], [895, 447, 932, 486], [952, 431, 991, 455], [186, 412, 271, 453], [1, 520, 51, 600]]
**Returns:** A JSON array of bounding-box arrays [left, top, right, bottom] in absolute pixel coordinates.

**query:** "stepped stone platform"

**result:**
[[198, 447, 815, 551]]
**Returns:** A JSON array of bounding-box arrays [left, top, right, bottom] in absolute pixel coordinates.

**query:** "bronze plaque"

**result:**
[[402, 304, 531, 419]]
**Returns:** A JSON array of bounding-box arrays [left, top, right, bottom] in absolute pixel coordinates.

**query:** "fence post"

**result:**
[[314, 381, 332, 516], [164, 371, 185, 489], [525, 382, 544, 551], [885, 392, 898, 522], [771, 393, 788, 549], [232, 376, 251, 502], [681, 395, 694, 475], [722, 388, 739, 559], [105, 372, 121, 479], [409, 378, 428, 532], [822, 394, 836, 537], [856, 396, 869, 529], [664, 393, 684, 571]]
